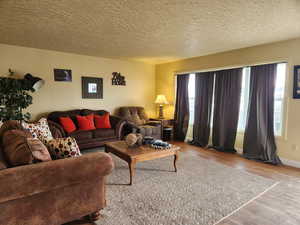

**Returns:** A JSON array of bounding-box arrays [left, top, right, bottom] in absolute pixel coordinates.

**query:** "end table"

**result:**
[[150, 118, 174, 141]]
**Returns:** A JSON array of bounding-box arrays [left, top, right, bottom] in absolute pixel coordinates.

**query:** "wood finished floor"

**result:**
[[176, 142, 300, 225], [68, 142, 300, 225]]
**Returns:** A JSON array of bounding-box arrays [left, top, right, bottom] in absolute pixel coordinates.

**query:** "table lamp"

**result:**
[[155, 94, 169, 119]]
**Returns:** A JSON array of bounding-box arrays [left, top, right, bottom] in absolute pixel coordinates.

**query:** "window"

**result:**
[[274, 63, 286, 136], [237, 63, 286, 136], [237, 67, 251, 131], [188, 73, 195, 125], [188, 63, 287, 137]]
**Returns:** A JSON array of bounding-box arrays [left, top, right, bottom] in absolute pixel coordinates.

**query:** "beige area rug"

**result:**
[[94, 150, 276, 225]]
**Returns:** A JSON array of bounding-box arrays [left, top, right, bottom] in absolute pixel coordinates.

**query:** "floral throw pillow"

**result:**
[[22, 118, 53, 145], [47, 137, 81, 159]]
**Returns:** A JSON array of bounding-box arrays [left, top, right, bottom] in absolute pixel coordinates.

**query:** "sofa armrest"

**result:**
[[110, 115, 127, 139], [115, 120, 127, 139], [48, 120, 66, 138], [0, 152, 114, 204], [109, 115, 122, 128]]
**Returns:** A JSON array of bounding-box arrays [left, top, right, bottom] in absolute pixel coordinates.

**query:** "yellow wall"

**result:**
[[156, 38, 300, 163], [0, 43, 156, 119]]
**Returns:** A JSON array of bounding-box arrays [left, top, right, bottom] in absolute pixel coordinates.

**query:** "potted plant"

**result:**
[[0, 76, 35, 122]]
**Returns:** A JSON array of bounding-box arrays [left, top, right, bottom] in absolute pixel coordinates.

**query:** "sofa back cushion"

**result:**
[[2, 129, 51, 166], [0, 120, 24, 145], [0, 120, 26, 169], [81, 109, 109, 117], [118, 107, 148, 125], [0, 149, 7, 170], [48, 110, 82, 127]]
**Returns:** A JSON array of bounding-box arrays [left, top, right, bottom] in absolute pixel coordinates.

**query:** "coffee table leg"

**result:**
[[174, 152, 178, 172], [128, 160, 136, 185]]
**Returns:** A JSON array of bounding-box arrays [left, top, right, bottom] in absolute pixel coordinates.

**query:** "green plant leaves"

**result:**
[[0, 77, 33, 122]]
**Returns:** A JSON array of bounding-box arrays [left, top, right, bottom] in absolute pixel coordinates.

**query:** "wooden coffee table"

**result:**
[[105, 141, 180, 185]]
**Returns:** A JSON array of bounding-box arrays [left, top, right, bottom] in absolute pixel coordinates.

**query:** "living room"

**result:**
[[0, 1, 300, 225]]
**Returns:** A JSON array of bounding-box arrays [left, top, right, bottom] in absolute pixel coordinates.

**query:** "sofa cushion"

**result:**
[[69, 130, 93, 141], [93, 128, 115, 139], [47, 137, 81, 159], [2, 129, 51, 166], [138, 125, 160, 136], [22, 118, 54, 145]]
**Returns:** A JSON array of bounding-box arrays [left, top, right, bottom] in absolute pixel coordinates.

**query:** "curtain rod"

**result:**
[[175, 60, 288, 75]]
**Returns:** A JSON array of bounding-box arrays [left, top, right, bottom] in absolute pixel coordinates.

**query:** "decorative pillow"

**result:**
[[22, 118, 53, 145], [76, 114, 96, 131], [59, 116, 76, 133], [94, 113, 111, 129], [2, 129, 51, 166], [47, 137, 81, 159], [27, 138, 52, 162]]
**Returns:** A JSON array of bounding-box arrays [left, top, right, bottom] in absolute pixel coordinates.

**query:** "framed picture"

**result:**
[[54, 69, 72, 82], [293, 65, 300, 99], [82, 77, 103, 99]]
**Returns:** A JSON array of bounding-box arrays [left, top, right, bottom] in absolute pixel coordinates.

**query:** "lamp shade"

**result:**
[[24, 73, 45, 91], [155, 94, 169, 104]]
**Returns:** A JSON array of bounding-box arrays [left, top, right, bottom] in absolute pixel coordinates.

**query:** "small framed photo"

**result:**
[[82, 77, 103, 99], [293, 65, 300, 99], [54, 69, 72, 82]]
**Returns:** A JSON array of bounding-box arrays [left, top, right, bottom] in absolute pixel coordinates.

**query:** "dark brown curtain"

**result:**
[[192, 72, 215, 147], [243, 64, 281, 164], [174, 74, 190, 141], [212, 68, 243, 152]]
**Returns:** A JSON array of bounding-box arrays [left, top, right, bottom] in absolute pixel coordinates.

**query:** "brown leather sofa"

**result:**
[[47, 109, 126, 150], [117, 106, 162, 139], [0, 122, 114, 225]]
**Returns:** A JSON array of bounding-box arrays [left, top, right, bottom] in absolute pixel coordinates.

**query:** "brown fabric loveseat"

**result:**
[[0, 122, 114, 225], [47, 109, 126, 150], [117, 107, 162, 139]]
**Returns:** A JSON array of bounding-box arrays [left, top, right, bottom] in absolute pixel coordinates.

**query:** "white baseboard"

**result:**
[[236, 148, 300, 168], [280, 158, 300, 168]]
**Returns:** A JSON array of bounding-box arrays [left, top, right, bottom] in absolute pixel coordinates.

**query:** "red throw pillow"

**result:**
[[59, 117, 76, 133], [94, 113, 111, 129], [76, 114, 96, 131]]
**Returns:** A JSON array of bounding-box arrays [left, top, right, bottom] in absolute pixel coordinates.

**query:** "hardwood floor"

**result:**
[[68, 142, 300, 225], [174, 141, 300, 225]]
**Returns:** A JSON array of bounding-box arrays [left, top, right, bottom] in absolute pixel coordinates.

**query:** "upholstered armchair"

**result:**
[[117, 107, 162, 139]]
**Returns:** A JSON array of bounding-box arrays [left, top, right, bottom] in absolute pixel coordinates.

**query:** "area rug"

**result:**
[[96, 151, 277, 225]]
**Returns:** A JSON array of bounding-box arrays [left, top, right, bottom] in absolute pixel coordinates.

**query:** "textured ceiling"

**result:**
[[0, 0, 300, 64]]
